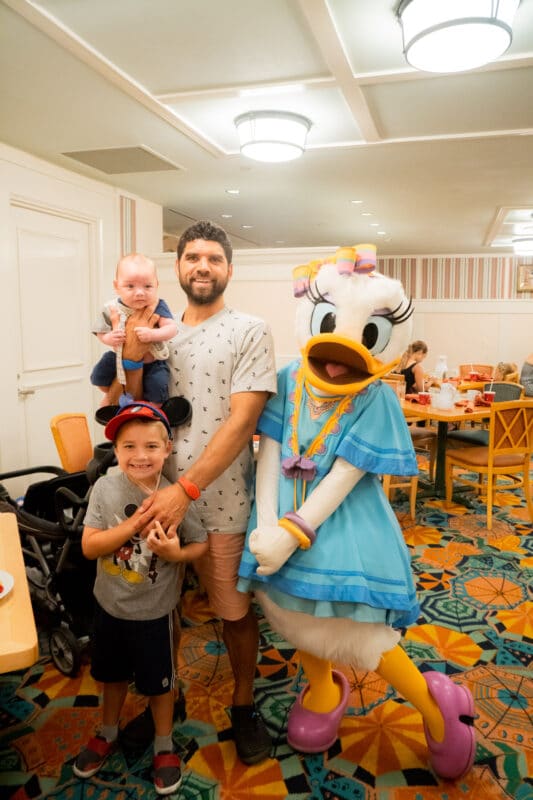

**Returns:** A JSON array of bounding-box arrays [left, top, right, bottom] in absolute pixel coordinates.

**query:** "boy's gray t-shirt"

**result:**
[[84, 471, 205, 620]]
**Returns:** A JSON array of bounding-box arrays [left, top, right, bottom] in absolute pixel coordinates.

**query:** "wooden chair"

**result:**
[[382, 376, 406, 396], [409, 425, 437, 480], [50, 413, 94, 473], [445, 399, 533, 530], [382, 377, 436, 479], [384, 372, 405, 382], [447, 382, 525, 449], [488, 381, 525, 400], [383, 473, 418, 520], [381, 372, 437, 478], [459, 364, 493, 379]]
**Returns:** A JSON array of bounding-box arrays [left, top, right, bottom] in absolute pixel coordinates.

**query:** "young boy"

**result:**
[[90, 253, 178, 406], [73, 402, 207, 795]]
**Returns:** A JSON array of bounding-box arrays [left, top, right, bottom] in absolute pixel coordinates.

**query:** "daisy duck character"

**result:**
[[238, 244, 476, 780]]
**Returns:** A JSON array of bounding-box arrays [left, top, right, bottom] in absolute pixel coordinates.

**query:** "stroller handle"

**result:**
[[0, 465, 67, 481]]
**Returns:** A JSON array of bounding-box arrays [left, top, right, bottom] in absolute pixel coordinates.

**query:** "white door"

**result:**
[[13, 205, 96, 474]]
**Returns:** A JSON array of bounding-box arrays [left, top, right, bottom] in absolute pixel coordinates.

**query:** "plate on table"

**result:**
[[0, 569, 14, 600]]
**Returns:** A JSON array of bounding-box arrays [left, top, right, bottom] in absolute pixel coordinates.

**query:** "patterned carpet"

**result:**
[[1, 464, 532, 800]]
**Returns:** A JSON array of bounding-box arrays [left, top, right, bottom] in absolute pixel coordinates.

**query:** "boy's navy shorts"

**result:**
[[90, 351, 170, 404], [90, 601, 175, 696]]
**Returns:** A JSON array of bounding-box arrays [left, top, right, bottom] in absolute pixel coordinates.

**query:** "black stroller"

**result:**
[[0, 445, 115, 677]]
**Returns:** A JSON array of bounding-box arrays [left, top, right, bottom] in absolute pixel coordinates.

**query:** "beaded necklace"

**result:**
[[282, 363, 353, 508]]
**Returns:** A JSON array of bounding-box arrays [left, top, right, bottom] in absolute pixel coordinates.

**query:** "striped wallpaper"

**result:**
[[119, 195, 136, 256], [379, 255, 533, 300]]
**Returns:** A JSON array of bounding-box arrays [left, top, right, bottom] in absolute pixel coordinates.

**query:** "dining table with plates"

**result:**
[[401, 396, 492, 497]]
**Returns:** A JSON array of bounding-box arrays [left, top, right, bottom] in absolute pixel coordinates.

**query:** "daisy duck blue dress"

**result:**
[[238, 361, 420, 629]]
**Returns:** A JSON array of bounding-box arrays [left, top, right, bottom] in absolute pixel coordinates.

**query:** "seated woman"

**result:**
[[398, 340, 428, 394], [520, 353, 533, 396]]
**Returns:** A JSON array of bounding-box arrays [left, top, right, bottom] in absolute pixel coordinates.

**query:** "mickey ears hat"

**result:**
[[104, 402, 172, 442]]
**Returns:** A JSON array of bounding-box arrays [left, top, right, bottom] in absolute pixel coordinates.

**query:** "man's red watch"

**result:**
[[178, 476, 201, 501]]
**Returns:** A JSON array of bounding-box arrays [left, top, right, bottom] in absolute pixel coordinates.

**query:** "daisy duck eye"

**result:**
[[310, 300, 336, 336], [362, 314, 394, 355]]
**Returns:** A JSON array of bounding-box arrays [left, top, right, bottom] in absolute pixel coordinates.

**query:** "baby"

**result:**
[[90, 253, 177, 406]]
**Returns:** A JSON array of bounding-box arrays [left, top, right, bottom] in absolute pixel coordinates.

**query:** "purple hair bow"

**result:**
[[281, 455, 317, 481]]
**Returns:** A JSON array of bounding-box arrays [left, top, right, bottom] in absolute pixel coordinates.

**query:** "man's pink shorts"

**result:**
[[194, 532, 250, 622]]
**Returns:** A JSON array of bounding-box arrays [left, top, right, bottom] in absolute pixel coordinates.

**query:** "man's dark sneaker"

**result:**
[[231, 703, 272, 765], [153, 751, 182, 796], [73, 735, 117, 778], [120, 690, 186, 751]]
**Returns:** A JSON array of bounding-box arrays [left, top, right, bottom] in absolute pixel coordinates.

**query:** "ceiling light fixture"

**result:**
[[235, 111, 312, 163], [397, 0, 520, 73], [513, 236, 533, 255]]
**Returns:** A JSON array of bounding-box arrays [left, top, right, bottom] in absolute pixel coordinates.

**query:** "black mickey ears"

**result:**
[[95, 395, 192, 429], [162, 396, 193, 427]]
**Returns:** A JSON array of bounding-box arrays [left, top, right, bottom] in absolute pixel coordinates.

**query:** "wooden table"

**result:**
[[0, 512, 39, 673], [457, 381, 486, 393], [401, 399, 491, 496]]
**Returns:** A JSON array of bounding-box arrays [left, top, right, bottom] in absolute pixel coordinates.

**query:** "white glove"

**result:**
[[249, 525, 299, 576]]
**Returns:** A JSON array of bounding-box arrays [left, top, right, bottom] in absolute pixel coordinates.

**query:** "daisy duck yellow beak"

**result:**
[[303, 334, 400, 395]]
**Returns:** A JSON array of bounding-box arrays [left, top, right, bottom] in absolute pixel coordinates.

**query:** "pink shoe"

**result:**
[[423, 671, 476, 780], [288, 670, 350, 753]]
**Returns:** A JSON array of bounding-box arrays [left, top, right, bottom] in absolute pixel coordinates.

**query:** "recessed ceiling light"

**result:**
[[361, 212, 373, 217], [377, 231, 387, 236], [351, 200, 363, 204], [220, 214, 233, 219], [275, 240, 285, 244], [370, 222, 379, 227], [226, 188, 240, 195], [241, 224, 253, 229]]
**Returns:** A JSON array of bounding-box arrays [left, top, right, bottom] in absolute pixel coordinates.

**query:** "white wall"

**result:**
[[411, 300, 532, 376], [0, 143, 162, 475]]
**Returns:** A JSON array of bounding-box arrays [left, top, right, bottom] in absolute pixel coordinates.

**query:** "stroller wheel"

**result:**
[[49, 627, 81, 677]]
